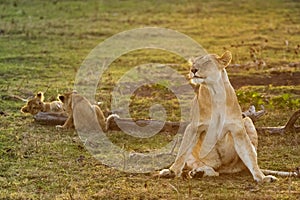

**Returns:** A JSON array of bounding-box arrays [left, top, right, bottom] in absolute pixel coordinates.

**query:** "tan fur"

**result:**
[[160, 51, 277, 182], [56, 91, 116, 132], [21, 92, 63, 115]]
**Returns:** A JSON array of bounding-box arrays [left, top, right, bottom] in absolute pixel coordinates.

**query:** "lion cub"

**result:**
[[56, 91, 117, 132], [21, 92, 63, 115]]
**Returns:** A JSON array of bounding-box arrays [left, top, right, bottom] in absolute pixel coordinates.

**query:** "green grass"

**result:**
[[0, 0, 300, 199]]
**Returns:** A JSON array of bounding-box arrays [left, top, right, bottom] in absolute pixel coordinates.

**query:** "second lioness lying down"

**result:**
[[56, 91, 117, 132]]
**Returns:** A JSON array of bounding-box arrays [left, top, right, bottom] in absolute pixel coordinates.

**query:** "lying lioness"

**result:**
[[56, 91, 117, 132], [21, 92, 63, 115], [159, 51, 277, 182]]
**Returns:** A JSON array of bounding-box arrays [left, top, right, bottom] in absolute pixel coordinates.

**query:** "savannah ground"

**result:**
[[0, 0, 300, 199]]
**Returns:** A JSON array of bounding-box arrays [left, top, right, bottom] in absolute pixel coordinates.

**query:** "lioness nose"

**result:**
[[191, 68, 198, 74]]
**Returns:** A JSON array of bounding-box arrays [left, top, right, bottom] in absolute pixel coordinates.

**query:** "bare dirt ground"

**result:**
[[230, 71, 300, 89]]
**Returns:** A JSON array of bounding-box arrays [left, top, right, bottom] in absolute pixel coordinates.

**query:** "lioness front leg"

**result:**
[[93, 105, 107, 132], [169, 124, 197, 176], [56, 114, 74, 129], [159, 124, 206, 177], [231, 125, 277, 182], [159, 124, 196, 177]]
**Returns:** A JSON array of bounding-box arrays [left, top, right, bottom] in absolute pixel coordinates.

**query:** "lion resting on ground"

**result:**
[[56, 91, 117, 132], [159, 51, 277, 182], [21, 92, 63, 115]]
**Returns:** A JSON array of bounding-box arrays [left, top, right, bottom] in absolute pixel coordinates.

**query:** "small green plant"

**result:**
[[236, 90, 265, 108], [237, 87, 300, 111], [271, 93, 300, 109]]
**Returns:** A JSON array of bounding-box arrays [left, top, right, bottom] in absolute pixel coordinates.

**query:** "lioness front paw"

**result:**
[[156, 169, 175, 178], [188, 170, 204, 179], [189, 166, 219, 178], [263, 175, 278, 183], [56, 125, 64, 129]]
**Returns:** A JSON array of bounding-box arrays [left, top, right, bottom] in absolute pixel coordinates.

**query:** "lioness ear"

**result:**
[[36, 92, 45, 102], [58, 95, 65, 102], [218, 51, 232, 67], [21, 106, 28, 113]]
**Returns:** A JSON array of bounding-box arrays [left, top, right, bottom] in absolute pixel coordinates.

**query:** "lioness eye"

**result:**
[[203, 60, 211, 65]]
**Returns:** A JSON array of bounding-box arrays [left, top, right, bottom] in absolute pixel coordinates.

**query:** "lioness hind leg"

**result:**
[[231, 125, 276, 182], [243, 117, 258, 149], [243, 117, 278, 182], [218, 117, 258, 173]]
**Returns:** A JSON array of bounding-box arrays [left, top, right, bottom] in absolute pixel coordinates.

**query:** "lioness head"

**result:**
[[21, 92, 45, 115], [189, 51, 232, 85]]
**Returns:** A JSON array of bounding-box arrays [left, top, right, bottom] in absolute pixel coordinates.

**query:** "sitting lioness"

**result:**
[[56, 91, 117, 132], [21, 92, 63, 115], [159, 51, 277, 182]]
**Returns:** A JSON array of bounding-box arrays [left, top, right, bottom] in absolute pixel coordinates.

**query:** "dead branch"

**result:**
[[109, 117, 187, 134], [261, 168, 300, 178], [33, 109, 300, 135], [256, 109, 300, 134], [33, 112, 68, 125], [284, 109, 300, 132], [242, 105, 266, 122], [33, 112, 188, 133]]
